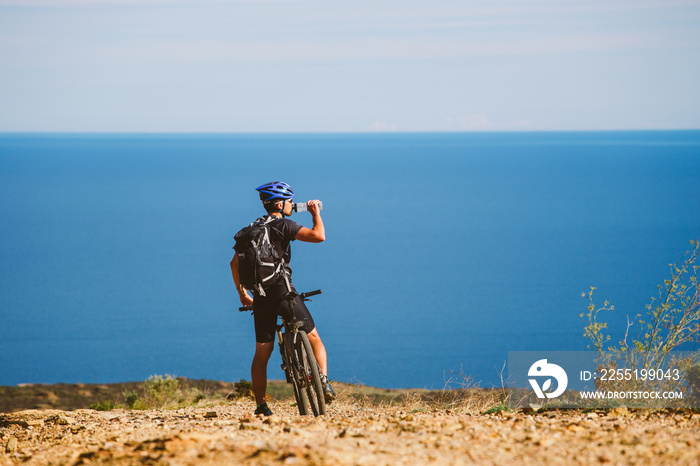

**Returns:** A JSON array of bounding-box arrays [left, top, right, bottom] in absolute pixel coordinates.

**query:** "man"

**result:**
[[230, 181, 335, 416]]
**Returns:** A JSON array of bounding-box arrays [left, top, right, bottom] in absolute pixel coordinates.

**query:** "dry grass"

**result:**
[[1, 377, 510, 415], [311, 380, 506, 415]]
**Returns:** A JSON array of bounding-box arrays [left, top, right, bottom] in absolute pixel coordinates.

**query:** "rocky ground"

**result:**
[[3, 403, 700, 465], [1, 382, 699, 465]]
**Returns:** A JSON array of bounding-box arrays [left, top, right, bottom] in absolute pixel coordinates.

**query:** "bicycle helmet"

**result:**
[[256, 181, 295, 202]]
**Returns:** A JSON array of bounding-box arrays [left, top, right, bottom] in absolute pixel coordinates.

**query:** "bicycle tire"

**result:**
[[284, 332, 309, 415], [297, 331, 326, 416]]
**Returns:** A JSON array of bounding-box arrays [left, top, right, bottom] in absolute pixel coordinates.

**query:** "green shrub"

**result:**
[[118, 374, 182, 409], [581, 239, 700, 405], [90, 400, 116, 411], [144, 374, 179, 402], [122, 390, 140, 409], [124, 375, 217, 409], [230, 379, 254, 399], [483, 403, 510, 415], [583, 240, 699, 358]]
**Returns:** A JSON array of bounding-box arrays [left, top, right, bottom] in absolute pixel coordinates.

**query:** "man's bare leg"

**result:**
[[306, 328, 335, 402], [251, 341, 274, 405], [306, 328, 327, 375]]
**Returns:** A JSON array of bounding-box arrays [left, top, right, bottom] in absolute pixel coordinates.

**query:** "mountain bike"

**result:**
[[240, 289, 327, 416]]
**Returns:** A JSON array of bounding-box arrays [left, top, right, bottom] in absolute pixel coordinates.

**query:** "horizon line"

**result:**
[[2, 128, 700, 136]]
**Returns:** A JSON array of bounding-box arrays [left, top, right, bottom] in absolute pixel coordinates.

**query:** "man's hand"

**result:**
[[239, 288, 254, 306], [306, 199, 322, 216]]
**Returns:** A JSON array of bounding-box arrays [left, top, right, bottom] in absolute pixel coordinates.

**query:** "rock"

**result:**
[[203, 411, 218, 419], [5, 437, 17, 453], [535, 436, 556, 447], [567, 422, 585, 433], [262, 415, 282, 425], [609, 406, 629, 417], [49, 414, 75, 425], [71, 425, 86, 434], [498, 410, 515, 419]]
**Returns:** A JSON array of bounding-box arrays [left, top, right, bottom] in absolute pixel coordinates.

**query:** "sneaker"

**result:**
[[320, 375, 336, 404], [254, 403, 273, 416]]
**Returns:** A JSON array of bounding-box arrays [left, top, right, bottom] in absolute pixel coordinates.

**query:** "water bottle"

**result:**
[[293, 201, 323, 213]]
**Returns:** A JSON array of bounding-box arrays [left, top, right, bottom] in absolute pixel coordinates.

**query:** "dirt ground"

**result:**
[[2, 399, 699, 465]]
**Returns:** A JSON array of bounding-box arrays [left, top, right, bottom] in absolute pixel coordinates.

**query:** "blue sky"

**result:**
[[1, 0, 699, 132]]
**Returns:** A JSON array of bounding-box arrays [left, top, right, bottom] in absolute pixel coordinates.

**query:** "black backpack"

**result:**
[[233, 216, 291, 296]]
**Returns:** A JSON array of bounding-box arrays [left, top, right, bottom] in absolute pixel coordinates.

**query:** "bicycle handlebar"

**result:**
[[300, 289, 322, 299], [238, 289, 322, 312]]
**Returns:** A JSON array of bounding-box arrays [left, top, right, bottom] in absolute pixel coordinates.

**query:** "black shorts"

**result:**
[[253, 285, 316, 343]]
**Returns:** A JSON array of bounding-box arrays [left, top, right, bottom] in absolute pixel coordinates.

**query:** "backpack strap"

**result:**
[[253, 216, 293, 296]]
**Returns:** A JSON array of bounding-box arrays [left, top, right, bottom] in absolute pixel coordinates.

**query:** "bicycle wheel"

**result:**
[[296, 331, 326, 416], [284, 332, 308, 415]]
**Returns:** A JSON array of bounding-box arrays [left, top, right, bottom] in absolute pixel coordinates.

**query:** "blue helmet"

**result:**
[[256, 181, 294, 202]]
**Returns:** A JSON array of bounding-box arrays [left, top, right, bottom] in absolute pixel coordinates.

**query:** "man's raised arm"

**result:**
[[295, 199, 325, 243]]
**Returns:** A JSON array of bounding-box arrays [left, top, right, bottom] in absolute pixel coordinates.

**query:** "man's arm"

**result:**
[[294, 199, 325, 243], [230, 253, 254, 306]]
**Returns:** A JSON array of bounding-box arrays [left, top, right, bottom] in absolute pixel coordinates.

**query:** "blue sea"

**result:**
[[1, 132, 699, 389]]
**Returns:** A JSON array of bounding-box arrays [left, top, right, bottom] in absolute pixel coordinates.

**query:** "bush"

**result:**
[[89, 400, 116, 411], [122, 390, 140, 409], [144, 374, 179, 403], [581, 239, 700, 406], [226, 379, 255, 400], [121, 374, 187, 410]]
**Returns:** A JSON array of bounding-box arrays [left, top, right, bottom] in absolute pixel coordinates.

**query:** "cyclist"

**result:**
[[230, 181, 335, 416]]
